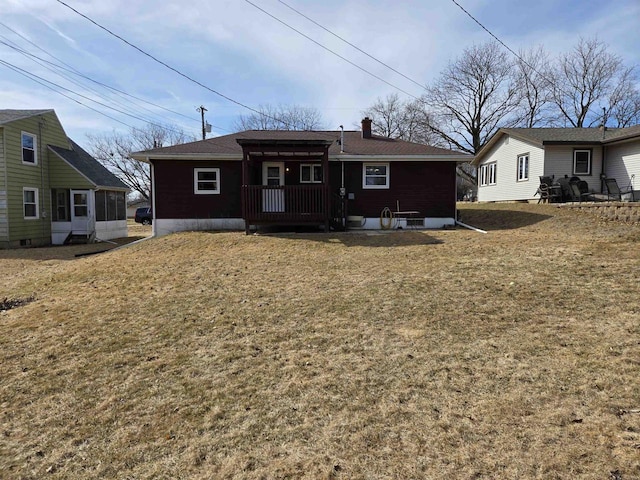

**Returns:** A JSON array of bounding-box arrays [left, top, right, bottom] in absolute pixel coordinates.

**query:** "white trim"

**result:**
[[21, 131, 37, 165], [194, 167, 220, 194], [23, 187, 39, 219], [363, 162, 390, 189], [573, 149, 592, 175], [132, 153, 470, 163], [337, 154, 469, 162], [517, 153, 529, 182], [300, 163, 322, 183]]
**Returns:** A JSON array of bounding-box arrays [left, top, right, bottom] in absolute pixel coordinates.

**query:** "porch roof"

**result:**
[[49, 139, 129, 190]]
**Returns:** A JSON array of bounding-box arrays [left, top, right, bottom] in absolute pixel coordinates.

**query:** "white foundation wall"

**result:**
[[154, 218, 245, 237], [95, 220, 128, 240]]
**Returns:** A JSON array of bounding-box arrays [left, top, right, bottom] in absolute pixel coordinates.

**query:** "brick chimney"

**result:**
[[362, 117, 372, 139]]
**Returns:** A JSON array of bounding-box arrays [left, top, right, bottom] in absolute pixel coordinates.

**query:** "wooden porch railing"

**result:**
[[242, 185, 329, 224]]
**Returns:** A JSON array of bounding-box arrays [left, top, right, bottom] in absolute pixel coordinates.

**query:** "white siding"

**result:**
[[544, 145, 604, 193], [605, 140, 640, 194], [477, 135, 544, 202]]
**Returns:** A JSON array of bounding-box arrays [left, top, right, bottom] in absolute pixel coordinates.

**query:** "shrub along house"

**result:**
[[131, 118, 470, 235], [0, 109, 129, 248]]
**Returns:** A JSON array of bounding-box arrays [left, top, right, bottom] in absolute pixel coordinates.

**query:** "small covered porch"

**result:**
[[238, 138, 343, 234]]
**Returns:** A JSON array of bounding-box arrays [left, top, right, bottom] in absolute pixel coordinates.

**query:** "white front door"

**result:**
[[262, 162, 285, 213], [71, 190, 94, 233]]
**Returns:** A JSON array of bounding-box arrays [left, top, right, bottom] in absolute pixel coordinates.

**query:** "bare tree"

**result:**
[[361, 93, 443, 146], [87, 123, 195, 200], [602, 67, 640, 127], [424, 41, 522, 154], [234, 104, 325, 131], [549, 37, 624, 128], [514, 46, 553, 128]]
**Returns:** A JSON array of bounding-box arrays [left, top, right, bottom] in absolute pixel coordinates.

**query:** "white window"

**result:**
[[194, 168, 220, 194], [479, 165, 487, 186], [479, 163, 496, 186], [517, 154, 529, 182], [573, 150, 591, 175], [300, 164, 322, 183], [23, 187, 39, 219], [488, 163, 496, 185], [22, 132, 37, 165], [363, 163, 389, 189]]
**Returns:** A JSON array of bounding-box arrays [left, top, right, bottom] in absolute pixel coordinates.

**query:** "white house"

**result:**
[[473, 126, 640, 202]]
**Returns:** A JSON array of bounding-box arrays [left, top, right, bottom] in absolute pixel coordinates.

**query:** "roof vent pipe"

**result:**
[[339, 125, 344, 153]]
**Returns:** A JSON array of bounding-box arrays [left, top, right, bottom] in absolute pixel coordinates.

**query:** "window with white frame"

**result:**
[[363, 163, 389, 189], [23, 187, 38, 219], [22, 132, 37, 165], [479, 163, 497, 186], [300, 164, 322, 183], [479, 164, 487, 186], [573, 150, 591, 175], [194, 168, 220, 194], [517, 153, 529, 181], [489, 163, 497, 185]]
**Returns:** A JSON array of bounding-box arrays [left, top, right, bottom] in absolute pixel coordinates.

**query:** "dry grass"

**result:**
[[1, 204, 639, 479]]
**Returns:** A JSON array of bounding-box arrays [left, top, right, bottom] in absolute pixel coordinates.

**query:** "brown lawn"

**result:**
[[1, 203, 639, 479]]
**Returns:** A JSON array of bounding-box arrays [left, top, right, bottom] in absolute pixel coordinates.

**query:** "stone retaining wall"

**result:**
[[561, 202, 640, 224]]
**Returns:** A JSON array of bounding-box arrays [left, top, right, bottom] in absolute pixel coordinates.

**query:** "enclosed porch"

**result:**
[[237, 138, 345, 234]]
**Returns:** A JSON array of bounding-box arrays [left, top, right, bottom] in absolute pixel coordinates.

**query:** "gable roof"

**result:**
[[131, 130, 470, 160], [474, 125, 640, 165], [49, 139, 129, 190], [0, 109, 54, 125]]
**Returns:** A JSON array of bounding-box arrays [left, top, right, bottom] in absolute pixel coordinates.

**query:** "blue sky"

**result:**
[[1, 0, 639, 148]]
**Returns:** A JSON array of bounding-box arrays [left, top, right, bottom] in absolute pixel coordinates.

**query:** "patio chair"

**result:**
[[604, 178, 634, 201], [536, 176, 561, 203], [569, 181, 592, 202], [537, 183, 561, 203]]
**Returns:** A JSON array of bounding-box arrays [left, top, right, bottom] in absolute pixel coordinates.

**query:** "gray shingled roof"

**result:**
[[0, 109, 53, 125], [474, 125, 640, 164], [49, 140, 129, 190], [499, 127, 640, 144], [132, 130, 470, 158]]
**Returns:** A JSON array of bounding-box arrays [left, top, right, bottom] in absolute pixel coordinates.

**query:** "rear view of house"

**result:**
[[0, 109, 129, 248], [131, 118, 470, 235]]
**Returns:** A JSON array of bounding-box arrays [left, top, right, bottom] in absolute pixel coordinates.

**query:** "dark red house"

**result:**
[[131, 118, 470, 235]]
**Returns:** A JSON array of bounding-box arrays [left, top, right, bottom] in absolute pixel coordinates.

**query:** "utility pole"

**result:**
[[197, 105, 208, 140]]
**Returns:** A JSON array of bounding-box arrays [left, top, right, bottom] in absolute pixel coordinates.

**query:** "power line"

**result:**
[[0, 58, 195, 136], [276, 0, 426, 91], [448, 0, 605, 123], [54, 0, 315, 132], [242, 0, 420, 99], [0, 21, 229, 132], [0, 58, 249, 153], [0, 59, 138, 130]]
